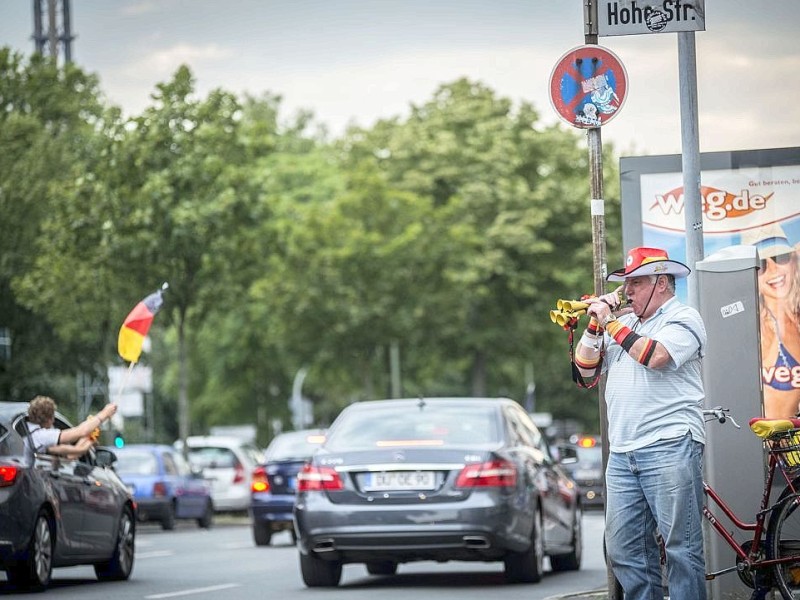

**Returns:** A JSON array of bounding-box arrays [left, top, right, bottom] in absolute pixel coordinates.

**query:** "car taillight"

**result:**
[[455, 459, 517, 488], [233, 462, 245, 484], [297, 464, 343, 492], [251, 466, 270, 493], [0, 465, 19, 487], [153, 481, 168, 497]]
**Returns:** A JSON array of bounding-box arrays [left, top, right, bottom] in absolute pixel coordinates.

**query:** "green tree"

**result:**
[[0, 48, 112, 405], [340, 78, 621, 421]]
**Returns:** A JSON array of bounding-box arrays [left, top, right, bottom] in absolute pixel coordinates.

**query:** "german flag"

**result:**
[[117, 284, 168, 363]]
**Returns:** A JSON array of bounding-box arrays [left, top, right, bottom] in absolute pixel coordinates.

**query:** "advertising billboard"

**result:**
[[620, 147, 800, 419]]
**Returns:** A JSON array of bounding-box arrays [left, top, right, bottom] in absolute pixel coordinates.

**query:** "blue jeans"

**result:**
[[605, 433, 706, 600]]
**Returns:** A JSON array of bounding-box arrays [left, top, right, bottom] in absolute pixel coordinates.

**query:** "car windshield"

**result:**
[[266, 432, 325, 461], [326, 403, 502, 451], [115, 450, 158, 475]]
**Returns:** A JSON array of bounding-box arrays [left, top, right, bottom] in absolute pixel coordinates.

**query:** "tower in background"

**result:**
[[32, 0, 74, 64]]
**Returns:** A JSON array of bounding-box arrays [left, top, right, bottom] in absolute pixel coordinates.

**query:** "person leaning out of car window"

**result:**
[[27, 395, 117, 459]]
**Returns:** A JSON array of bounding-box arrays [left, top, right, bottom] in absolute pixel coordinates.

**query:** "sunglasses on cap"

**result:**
[[759, 252, 795, 271]]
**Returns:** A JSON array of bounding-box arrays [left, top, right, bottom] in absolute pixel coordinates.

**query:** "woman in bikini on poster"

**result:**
[[744, 222, 800, 419]]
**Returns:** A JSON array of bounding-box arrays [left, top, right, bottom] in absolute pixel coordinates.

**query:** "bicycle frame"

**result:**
[[704, 446, 800, 580]]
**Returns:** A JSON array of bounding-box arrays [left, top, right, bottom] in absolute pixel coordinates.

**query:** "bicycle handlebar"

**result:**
[[702, 406, 741, 429]]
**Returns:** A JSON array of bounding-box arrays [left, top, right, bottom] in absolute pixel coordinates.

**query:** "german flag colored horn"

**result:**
[[550, 309, 587, 327], [557, 299, 590, 312]]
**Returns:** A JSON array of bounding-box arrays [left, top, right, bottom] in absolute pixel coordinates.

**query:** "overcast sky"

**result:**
[[1, 0, 798, 157]]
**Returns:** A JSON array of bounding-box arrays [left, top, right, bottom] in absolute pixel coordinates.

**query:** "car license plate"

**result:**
[[363, 471, 436, 491]]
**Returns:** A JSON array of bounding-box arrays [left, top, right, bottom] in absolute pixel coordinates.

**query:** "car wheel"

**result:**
[[197, 501, 213, 529], [95, 506, 135, 581], [253, 522, 272, 546], [366, 561, 397, 575], [6, 511, 53, 591], [504, 504, 544, 584], [550, 505, 582, 571], [161, 503, 176, 531], [299, 551, 342, 587]]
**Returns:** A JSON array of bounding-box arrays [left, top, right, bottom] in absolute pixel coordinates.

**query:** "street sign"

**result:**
[[549, 45, 628, 129], [598, 0, 706, 37]]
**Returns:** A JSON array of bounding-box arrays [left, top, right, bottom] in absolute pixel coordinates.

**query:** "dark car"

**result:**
[[113, 444, 214, 530], [250, 429, 326, 546], [293, 397, 582, 587], [562, 435, 604, 509], [0, 401, 136, 591]]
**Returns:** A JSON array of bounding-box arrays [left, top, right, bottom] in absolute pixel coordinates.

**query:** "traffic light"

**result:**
[[113, 430, 125, 449]]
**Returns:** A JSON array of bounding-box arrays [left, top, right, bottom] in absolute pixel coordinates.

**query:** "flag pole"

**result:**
[[114, 361, 137, 404]]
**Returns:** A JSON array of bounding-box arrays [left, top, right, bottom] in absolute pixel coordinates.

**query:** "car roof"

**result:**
[[0, 401, 32, 420], [0, 400, 73, 426], [184, 435, 255, 448], [114, 444, 175, 453], [345, 397, 515, 410]]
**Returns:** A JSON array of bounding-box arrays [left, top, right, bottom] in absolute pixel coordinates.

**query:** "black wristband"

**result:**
[[619, 331, 641, 352]]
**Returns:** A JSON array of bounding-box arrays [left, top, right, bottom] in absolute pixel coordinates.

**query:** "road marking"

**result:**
[[136, 550, 174, 559], [220, 542, 251, 549], [145, 583, 241, 599]]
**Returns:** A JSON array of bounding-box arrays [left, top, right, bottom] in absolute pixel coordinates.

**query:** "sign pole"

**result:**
[[678, 31, 704, 309], [583, 2, 623, 599]]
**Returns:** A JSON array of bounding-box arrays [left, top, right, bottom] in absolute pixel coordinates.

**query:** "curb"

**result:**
[[544, 590, 607, 600]]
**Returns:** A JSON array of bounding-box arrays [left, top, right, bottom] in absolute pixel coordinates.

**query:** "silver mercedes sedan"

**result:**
[[293, 397, 581, 587]]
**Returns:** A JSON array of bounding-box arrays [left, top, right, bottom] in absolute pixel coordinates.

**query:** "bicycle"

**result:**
[[701, 406, 800, 599]]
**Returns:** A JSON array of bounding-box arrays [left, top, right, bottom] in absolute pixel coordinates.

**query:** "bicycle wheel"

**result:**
[[767, 492, 800, 598]]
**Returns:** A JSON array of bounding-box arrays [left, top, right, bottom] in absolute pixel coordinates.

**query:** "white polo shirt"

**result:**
[[602, 296, 707, 453]]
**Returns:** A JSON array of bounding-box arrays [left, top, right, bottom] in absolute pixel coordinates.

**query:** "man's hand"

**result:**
[[597, 286, 624, 310], [586, 297, 612, 326]]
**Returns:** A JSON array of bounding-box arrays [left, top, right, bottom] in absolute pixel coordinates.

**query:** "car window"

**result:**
[[115, 450, 159, 475], [162, 451, 178, 475], [240, 444, 264, 465], [3, 416, 29, 457], [326, 403, 501, 451], [188, 447, 239, 469], [172, 451, 193, 476], [266, 432, 325, 461]]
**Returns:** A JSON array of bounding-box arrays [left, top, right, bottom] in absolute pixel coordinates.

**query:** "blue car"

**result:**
[[113, 444, 214, 530], [250, 429, 325, 546]]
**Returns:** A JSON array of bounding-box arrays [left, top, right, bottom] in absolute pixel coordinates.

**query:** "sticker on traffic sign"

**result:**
[[549, 45, 628, 129]]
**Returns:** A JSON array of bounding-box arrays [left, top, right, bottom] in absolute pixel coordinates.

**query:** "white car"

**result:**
[[181, 436, 264, 513]]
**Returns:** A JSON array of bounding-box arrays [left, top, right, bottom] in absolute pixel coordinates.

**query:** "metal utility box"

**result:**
[[697, 245, 763, 599]]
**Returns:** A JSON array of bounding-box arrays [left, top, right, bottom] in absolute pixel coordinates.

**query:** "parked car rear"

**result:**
[[294, 397, 582, 587], [114, 444, 214, 529], [0, 401, 135, 591], [250, 429, 325, 546], [182, 436, 263, 513]]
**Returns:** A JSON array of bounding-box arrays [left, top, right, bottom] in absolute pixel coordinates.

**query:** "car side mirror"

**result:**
[[557, 444, 579, 465], [95, 447, 118, 468]]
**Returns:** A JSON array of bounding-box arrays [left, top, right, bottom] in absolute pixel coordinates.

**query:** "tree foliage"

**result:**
[[0, 51, 622, 438]]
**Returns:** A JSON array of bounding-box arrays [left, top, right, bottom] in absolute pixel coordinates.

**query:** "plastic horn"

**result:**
[[556, 309, 586, 326], [559, 300, 591, 312]]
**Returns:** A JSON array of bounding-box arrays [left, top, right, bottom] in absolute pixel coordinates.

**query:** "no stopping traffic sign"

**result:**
[[549, 45, 628, 129]]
